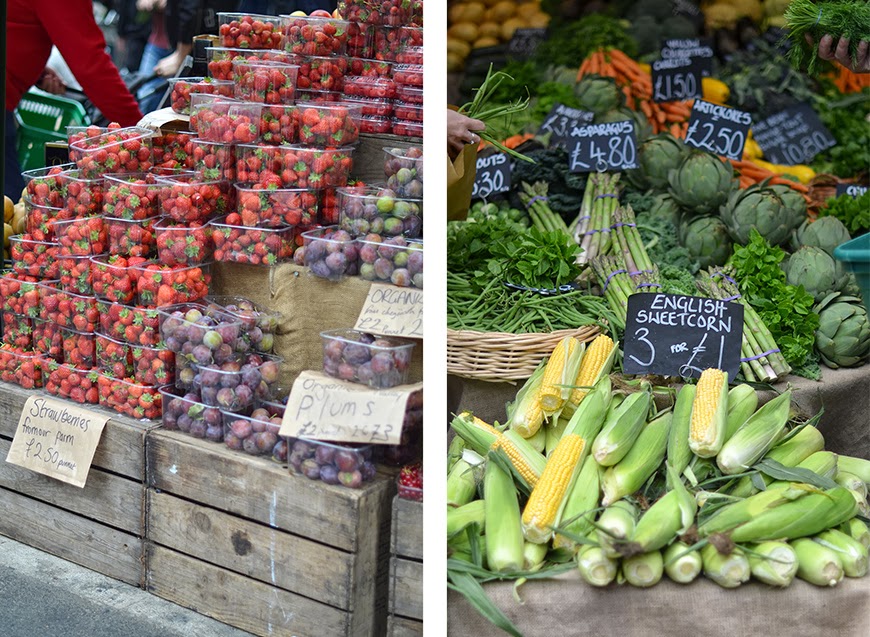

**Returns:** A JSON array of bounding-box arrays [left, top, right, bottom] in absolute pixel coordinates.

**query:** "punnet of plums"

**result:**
[[288, 437, 377, 488], [321, 328, 415, 389], [357, 234, 422, 288]]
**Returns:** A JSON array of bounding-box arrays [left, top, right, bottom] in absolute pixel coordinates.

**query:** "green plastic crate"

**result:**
[[834, 234, 870, 312], [14, 90, 88, 172]]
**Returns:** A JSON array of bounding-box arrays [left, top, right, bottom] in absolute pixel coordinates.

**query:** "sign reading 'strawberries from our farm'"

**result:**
[[280, 370, 422, 444], [538, 103, 595, 149], [355, 283, 424, 339], [623, 293, 744, 379], [471, 152, 512, 200], [6, 396, 109, 488], [652, 58, 703, 102], [836, 183, 869, 198], [752, 104, 837, 166], [684, 100, 751, 161], [567, 120, 639, 173]]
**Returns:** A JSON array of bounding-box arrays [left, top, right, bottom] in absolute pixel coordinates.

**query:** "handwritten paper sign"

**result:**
[[471, 152, 512, 200], [752, 104, 836, 165], [684, 100, 751, 161], [623, 293, 744, 379], [836, 183, 868, 198], [652, 58, 703, 102], [538, 103, 595, 149], [279, 370, 423, 444], [355, 283, 423, 339], [567, 120, 639, 173], [5, 396, 110, 488]]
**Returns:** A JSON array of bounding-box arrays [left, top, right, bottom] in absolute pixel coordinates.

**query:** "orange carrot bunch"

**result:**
[[729, 158, 812, 199], [829, 66, 870, 94], [577, 48, 693, 137]]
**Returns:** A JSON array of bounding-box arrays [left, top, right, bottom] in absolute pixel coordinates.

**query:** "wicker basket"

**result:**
[[447, 325, 602, 382]]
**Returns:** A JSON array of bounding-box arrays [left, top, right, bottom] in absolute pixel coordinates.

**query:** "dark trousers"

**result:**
[[5, 110, 25, 200]]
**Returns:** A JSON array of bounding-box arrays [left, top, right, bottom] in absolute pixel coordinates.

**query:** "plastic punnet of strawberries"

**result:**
[[282, 16, 350, 56], [235, 183, 318, 227], [295, 101, 361, 147], [217, 13, 283, 49], [233, 60, 299, 105], [211, 214, 296, 265], [397, 461, 423, 501]]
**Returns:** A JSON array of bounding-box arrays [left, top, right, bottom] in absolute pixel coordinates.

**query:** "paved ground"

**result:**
[[0, 536, 254, 637]]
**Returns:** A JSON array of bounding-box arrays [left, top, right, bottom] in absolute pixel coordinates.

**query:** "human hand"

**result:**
[[153, 50, 183, 78], [447, 109, 485, 155], [136, 0, 157, 10], [808, 34, 870, 74], [37, 68, 66, 95]]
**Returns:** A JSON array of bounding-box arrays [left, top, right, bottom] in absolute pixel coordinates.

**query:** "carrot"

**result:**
[[770, 177, 809, 192], [669, 122, 683, 138], [739, 176, 755, 188], [654, 106, 666, 125]]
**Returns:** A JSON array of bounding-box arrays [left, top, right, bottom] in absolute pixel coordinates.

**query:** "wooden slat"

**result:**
[[147, 490, 355, 610], [146, 430, 391, 553], [391, 497, 423, 560], [387, 615, 424, 637], [0, 486, 143, 586], [390, 557, 423, 621], [0, 382, 155, 479], [146, 544, 349, 637], [0, 438, 144, 535]]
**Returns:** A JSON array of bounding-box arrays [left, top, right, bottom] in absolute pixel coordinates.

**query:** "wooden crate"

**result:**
[[0, 381, 157, 586], [145, 429, 395, 637], [388, 496, 423, 633]]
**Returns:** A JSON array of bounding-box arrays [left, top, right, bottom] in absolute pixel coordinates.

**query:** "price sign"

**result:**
[[652, 58, 703, 102], [538, 103, 594, 149], [752, 104, 836, 166], [5, 396, 110, 488], [471, 152, 511, 200], [507, 28, 547, 59], [354, 283, 423, 339], [567, 120, 638, 173], [835, 183, 868, 198], [279, 370, 422, 445], [684, 99, 751, 160], [660, 37, 714, 76], [623, 293, 744, 379]]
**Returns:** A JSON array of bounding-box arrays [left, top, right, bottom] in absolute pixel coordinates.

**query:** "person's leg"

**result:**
[[137, 42, 172, 114], [5, 110, 25, 200]]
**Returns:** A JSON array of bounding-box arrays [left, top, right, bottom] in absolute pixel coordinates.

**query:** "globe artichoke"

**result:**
[[815, 293, 870, 368], [770, 183, 809, 229], [668, 151, 736, 217], [783, 246, 850, 303], [575, 76, 624, 115], [791, 216, 851, 256], [720, 181, 804, 247], [680, 216, 733, 268], [626, 134, 689, 191], [647, 193, 681, 227]]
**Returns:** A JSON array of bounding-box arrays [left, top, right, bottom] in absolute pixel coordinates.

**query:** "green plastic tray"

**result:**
[[834, 233, 870, 312], [14, 90, 88, 172]]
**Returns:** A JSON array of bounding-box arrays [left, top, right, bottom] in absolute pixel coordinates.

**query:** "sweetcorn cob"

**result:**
[[689, 369, 729, 458], [723, 383, 759, 441], [597, 500, 638, 559], [701, 544, 750, 588], [699, 482, 815, 537], [840, 517, 870, 550], [746, 541, 798, 587], [507, 364, 547, 438], [667, 384, 695, 477], [838, 455, 870, 484], [601, 412, 672, 506], [484, 460, 524, 573], [537, 337, 583, 415], [576, 545, 618, 587], [813, 529, 869, 577], [716, 389, 792, 475], [622, 551, 664, 587], [564, 335, 617, 413], [792, 538, 844, 587], [522, 433, 587, 544], [592, 389, 651, 466], [664, 541, 702, 584], [553, 456, 601, 551], [561, 375, 613, 442]]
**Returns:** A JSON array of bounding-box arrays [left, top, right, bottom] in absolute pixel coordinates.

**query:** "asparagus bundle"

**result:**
[[590, 255, 634, 328], [610, 205, 655, 284], [519, 181, 571, 235], [696, 267, 792, 382], [574, 173, 620, 265]]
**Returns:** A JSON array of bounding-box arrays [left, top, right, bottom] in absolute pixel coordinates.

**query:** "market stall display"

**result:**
[[448, 2, 869, 634]]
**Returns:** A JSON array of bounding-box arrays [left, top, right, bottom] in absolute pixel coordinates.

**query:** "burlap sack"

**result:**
[[447, 143, 477, 222]]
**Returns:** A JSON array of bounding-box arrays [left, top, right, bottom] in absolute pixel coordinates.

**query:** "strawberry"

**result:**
[[103, 173, 161, 220], [130, 343, 175, 386], [259, 105, 297, 145], [343, 73, 395, 99], [191, 139, 236, 182], [90, 254, 145, 304], [61, 171, 104, 217], [234, 184, 318, 227], [23, 165, 68, 207], [133, 261, 211, 308], [69, 127, 153, 179], [358, 115, 392, 134], [154, 220, 214, 267], [340, 0, 386, 25], [191, 98, 262, 144], [212, 217, 295, 265], [96, 332, 134, 377], [1, 312, 33, 349], [233, 60, 298, 105], [10, 234, 60, 279], [296, 56, 348, 92], [61, 327, 96, 369], [151, 131, 196, 170], [58, 254, 96, 295], [397, 462, 423, 501], [0, 346, 43, 389], [218, 14, 283, 50], [105, 217, 157, 257], [39, 285, 98, 331], [392, 64, 423, 88], [391, 119, 422, 138], [40, 359, 99, 404], [169, 77, 233, 115], [23, 198, 72, 242], [372, 27, 402, 62], [295, 103, 360, 147], [393, 100, 423, 122], [54, 216, 107, 256], [157, 176, 230, 224], [97, 373, 163, 419], [0, 272, 40, 315], [283, 16, 349, 57], [32, 319, 63, 360]]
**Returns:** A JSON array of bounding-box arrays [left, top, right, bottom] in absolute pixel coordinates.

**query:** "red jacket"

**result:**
[[6, 0, 143, 126]]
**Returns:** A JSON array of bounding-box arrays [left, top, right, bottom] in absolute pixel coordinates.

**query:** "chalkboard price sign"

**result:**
[[684, 99, 751, 160], [623, 293, 744, 379], [835, 183, 868, 198], [659, 37, 714, 76], [652, 58, 703, 102], [567, 120, 638, 173], [471, 152, 511, 200], [507, 28, 547, 59], [539, 103, 595, 149], [752, 104, 836, 166]]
